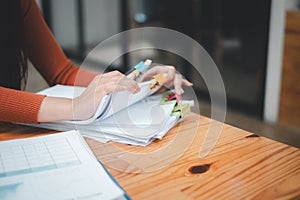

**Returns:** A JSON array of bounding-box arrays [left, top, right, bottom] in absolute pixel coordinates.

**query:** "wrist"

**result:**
[[38, 97, 73, 122]]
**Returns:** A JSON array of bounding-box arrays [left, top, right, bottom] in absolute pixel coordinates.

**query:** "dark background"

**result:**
[[41, 0, 271, 119]]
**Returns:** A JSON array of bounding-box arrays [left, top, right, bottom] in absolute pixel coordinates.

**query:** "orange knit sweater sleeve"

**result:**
[[0, 0, 97, 123]]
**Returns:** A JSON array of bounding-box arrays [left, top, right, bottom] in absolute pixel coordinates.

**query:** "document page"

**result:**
[[0, 130, 128, 200]]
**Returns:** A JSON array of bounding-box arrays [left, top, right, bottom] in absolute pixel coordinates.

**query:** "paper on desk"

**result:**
[[0, 131, 128, 200], [27, 93, 179, 146], [76, 98, 177, 145], [28, 85, 193, 146]]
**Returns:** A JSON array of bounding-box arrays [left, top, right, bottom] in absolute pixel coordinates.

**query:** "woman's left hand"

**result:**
[[138, 65, 193, 95]]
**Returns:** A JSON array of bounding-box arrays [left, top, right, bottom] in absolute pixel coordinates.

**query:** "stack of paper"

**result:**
[[26, 82, 192, 146]]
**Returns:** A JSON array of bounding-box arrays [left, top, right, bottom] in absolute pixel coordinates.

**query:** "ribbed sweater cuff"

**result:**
[[0, 87, 46, 123]]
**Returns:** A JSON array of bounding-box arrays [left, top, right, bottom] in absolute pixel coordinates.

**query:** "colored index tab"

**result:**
[[135, 59, 151, 73], [128, 59, 152, 80], [172, 103, 191, 118], [149, 73, 168, 90]]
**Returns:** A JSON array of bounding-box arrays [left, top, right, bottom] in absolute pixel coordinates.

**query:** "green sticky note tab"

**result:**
[[171, 111, 181, 118], [171, 102, 191, 118]]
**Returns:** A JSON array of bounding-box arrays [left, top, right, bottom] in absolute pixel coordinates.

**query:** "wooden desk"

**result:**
[[1, 113, 300, 199]]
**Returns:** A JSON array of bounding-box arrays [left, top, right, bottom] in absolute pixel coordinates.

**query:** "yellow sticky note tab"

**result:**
[[153, 73, 168, 85], [172, 103, 191, 118], [149, 73, 168, 90], [180, 103, 191, 117], [132, 70, 140, 80]]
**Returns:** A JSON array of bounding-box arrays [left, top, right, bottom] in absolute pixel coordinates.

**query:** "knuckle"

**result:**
[[168, 66, 176, 71], [111, 70, 121, 75]]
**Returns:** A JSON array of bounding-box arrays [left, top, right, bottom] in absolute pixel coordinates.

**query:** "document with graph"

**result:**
[[0, 130, 130, 200]]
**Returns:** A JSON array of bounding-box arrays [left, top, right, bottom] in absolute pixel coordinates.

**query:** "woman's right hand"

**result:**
[[38, 71, 140, 122], [73, 71, 140, 120]]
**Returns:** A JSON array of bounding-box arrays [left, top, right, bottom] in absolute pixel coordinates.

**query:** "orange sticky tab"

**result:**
[[153, 73, 168, 85]]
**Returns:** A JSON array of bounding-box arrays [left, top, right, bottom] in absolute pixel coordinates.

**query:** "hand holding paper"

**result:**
[[138, 65, 193, 95], [28, 59, 195, 146], [38, 70, 140, 122], [72, 71, 140, 121], [38, 59, 193, 124]]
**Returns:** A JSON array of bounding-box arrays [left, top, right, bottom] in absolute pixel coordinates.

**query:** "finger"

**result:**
[[118, 76, 140, 93], [139, 65, 176, 82], [182, 79, 193, 87], [164, 81, 173, 89], [136, 68, 157, 82], [163, 66, 176, 81], [174, 74, 184, 95], [138, 69, 159, 82], [164, 74, 190, 91], [93, 71, 123, 85], [125, 81, 140, 94], [96, 75, 140, 94], [98, 82, 139, 94]]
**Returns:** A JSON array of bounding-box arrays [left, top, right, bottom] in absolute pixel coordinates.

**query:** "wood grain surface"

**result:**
[[1, 113, 300, 199]]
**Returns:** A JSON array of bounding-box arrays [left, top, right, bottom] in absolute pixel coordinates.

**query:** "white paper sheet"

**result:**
[[0, 131, 128, 200]]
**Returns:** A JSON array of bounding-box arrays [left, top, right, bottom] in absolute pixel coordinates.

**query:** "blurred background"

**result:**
[[28, 0, 300, 147]]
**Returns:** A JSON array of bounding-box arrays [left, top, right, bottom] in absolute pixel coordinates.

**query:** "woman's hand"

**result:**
[[73, 71, 140, 120], [138, 65, 193, 95], [38, 71, 140, 122]]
